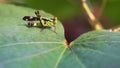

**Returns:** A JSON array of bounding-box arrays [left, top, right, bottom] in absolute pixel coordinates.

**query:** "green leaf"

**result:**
[[1, 3, 120, 68], [0, 3, 65, 68], [69, 30, 120, 68]]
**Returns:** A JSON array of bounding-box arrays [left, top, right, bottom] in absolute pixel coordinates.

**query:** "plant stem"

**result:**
[[82, 0, 103, 30]]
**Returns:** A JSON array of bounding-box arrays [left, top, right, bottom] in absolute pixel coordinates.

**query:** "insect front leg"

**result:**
[[53, 24, 57, 33]]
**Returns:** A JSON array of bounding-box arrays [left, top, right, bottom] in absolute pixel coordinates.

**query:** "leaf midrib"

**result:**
[[0, 45, 63, 65], [0, 41, 63, 48]]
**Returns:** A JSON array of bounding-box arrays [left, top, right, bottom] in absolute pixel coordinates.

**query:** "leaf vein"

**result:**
[[72, 52, 86, 68], [0, 41, 63, 48], [80, 47, 119, 58], [54, 47, 67, 68], [0, 45, 63, 64]]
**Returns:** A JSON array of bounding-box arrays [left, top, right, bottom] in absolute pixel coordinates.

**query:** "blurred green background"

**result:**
[[4, 0, 82, 20]]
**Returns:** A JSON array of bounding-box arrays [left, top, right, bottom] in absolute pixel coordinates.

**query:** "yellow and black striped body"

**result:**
[[40, 17, 57, 27]]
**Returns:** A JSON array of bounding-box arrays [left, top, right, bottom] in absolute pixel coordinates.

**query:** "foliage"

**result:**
[[0, 3, 120, 68]]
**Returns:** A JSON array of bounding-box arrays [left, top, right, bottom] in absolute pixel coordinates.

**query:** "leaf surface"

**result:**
[[66, 30, 120, 68], [0, 3, 65, 68]]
